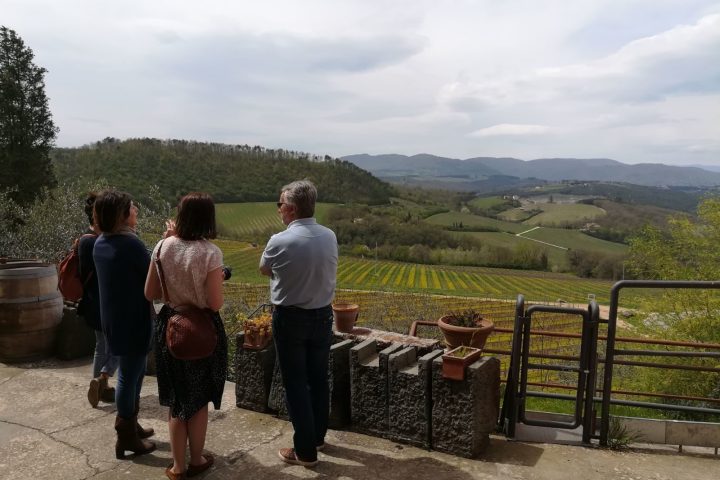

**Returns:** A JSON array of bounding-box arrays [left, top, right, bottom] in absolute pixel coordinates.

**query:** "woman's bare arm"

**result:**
[[205, 267, 224, 311]]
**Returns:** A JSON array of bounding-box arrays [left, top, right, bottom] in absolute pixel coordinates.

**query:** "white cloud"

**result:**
[[2, 0, 719, 165], [469, 124, 555, 137]]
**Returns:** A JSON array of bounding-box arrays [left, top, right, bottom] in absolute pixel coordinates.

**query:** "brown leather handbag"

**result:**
[[156, 240, 218, 360]]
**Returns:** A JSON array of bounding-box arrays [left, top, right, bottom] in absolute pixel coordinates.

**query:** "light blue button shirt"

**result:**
[[259, 218, 338, 309]]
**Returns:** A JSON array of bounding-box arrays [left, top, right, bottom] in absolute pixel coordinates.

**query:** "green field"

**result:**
[[425, 211, 525, 233], [523, 203, 606, 226], [468, 196, 508, 210], [216, 202, 334, 239], [497, 207, 539, 222], [215, 238, 612, 304], [498, 203, 606, 226]]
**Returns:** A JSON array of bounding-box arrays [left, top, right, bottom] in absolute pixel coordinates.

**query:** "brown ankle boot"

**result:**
[[87, 377, 101, 408], [100, 386, 115, 403], [133, 403, 155, 439], [114, 416, 156, 459]]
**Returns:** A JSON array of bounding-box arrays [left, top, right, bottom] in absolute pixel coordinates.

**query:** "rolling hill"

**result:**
[[52, 138, 395, 204]]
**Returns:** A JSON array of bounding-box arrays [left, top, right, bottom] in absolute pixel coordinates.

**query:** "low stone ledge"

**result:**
[[336, 328, 441, 356]]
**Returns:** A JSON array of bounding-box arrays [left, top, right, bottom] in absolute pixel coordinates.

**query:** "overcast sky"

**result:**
[[4, 0, 720, 166]]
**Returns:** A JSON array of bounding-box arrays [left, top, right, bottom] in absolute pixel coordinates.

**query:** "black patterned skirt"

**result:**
[[155, 305, 228, 420]]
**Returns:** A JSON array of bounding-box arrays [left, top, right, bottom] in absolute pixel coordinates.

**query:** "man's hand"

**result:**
[[259, 264, 272, 277]]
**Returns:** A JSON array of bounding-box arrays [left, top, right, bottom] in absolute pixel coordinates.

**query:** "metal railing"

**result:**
[[599, 280, 720, 445]]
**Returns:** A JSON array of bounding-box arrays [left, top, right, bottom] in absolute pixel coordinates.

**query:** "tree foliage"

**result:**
[[0, 181, 170, 263], [52, 138, 395, 205], [0, 26, 58, 204], [627, 197, 720, 343], [326, 205, 549, 270], [626, 197, 720, 416], [627, 197, 720, 283]]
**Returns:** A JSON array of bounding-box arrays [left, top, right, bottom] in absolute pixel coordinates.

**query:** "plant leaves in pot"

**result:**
[[438, 309, 494, 350]]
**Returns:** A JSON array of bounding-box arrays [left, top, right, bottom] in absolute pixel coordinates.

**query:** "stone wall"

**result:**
[[234, 329, 501, 458]]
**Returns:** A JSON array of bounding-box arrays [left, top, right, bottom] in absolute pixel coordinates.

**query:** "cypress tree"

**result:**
[[0, 26, 58, 204]]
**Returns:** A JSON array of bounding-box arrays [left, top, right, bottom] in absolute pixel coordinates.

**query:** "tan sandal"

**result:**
[[187, 453, 214, 477]]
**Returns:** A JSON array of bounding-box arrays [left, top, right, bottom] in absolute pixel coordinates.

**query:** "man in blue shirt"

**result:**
[[260, 180, 338, 467]]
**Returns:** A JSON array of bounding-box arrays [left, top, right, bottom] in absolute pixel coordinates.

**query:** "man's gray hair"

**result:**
[[282, 179, 317, 218]]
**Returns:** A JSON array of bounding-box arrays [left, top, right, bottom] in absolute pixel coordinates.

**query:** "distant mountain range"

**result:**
[[688, 164, 720, 173], [343, 154, 720, 187]]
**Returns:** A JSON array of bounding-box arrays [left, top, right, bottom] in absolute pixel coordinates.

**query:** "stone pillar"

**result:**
[[328, 339, 354, 429], [431, 355, 501, 458], [267, 359, 288, 418], [387, 347, 444, 448], [235, 332, 276, 413], [350, 339, 403, 436]]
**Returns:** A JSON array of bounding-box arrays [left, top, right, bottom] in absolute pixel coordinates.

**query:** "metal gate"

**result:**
[[501, 295, 600, 444]]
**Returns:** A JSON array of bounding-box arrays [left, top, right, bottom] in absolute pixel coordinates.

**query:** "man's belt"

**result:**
[[274, 304, 330, 312]]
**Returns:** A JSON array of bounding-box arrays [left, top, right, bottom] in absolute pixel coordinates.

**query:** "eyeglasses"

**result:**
[[276, 202, 285, 208]]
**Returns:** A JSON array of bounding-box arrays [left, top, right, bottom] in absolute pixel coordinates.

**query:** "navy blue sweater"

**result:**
[[93, 233, 152, 356]]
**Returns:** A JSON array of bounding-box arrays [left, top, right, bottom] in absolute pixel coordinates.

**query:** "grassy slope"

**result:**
[[453, 231, 568, 269], [454, 226, 627, 271], [522, 227, 628, 254]]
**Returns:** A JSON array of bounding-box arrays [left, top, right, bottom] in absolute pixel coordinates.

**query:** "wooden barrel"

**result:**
[[0, 262, 63, 362]]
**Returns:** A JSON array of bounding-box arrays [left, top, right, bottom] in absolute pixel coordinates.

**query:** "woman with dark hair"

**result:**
[[145, 192, 228, 480], [92, 189, 156, 459], [78, 192, 118, 407]]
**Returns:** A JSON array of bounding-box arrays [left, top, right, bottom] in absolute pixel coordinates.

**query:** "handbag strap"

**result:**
[[155, 239, 172, 304]]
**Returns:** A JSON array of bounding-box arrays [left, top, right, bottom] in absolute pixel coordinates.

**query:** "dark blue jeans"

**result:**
[[116, 354, 147, 418], [272, 305, 333, 462]]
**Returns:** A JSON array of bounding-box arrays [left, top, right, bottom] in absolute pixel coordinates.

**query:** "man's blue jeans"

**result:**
[[272, 305, 333, 462]]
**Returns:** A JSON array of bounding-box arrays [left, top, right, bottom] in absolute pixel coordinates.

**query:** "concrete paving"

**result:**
[[0, 357, 718, 480]]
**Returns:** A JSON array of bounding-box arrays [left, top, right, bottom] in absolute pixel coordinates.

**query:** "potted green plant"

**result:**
[[437, 309, 494, 350], [441, 345, 483, 380]]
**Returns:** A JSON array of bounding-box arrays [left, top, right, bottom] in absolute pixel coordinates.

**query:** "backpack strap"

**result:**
[[78, 233, 97, 287]]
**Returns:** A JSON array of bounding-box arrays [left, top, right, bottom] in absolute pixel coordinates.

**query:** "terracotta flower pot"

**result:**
[[438, 314, 494, 350], [332, 303, 359, 333], [442, 346, 483, 380], [243, 325, 272, 350]]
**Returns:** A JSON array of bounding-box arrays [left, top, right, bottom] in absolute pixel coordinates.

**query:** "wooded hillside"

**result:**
[[52, 138, 395, 204]]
